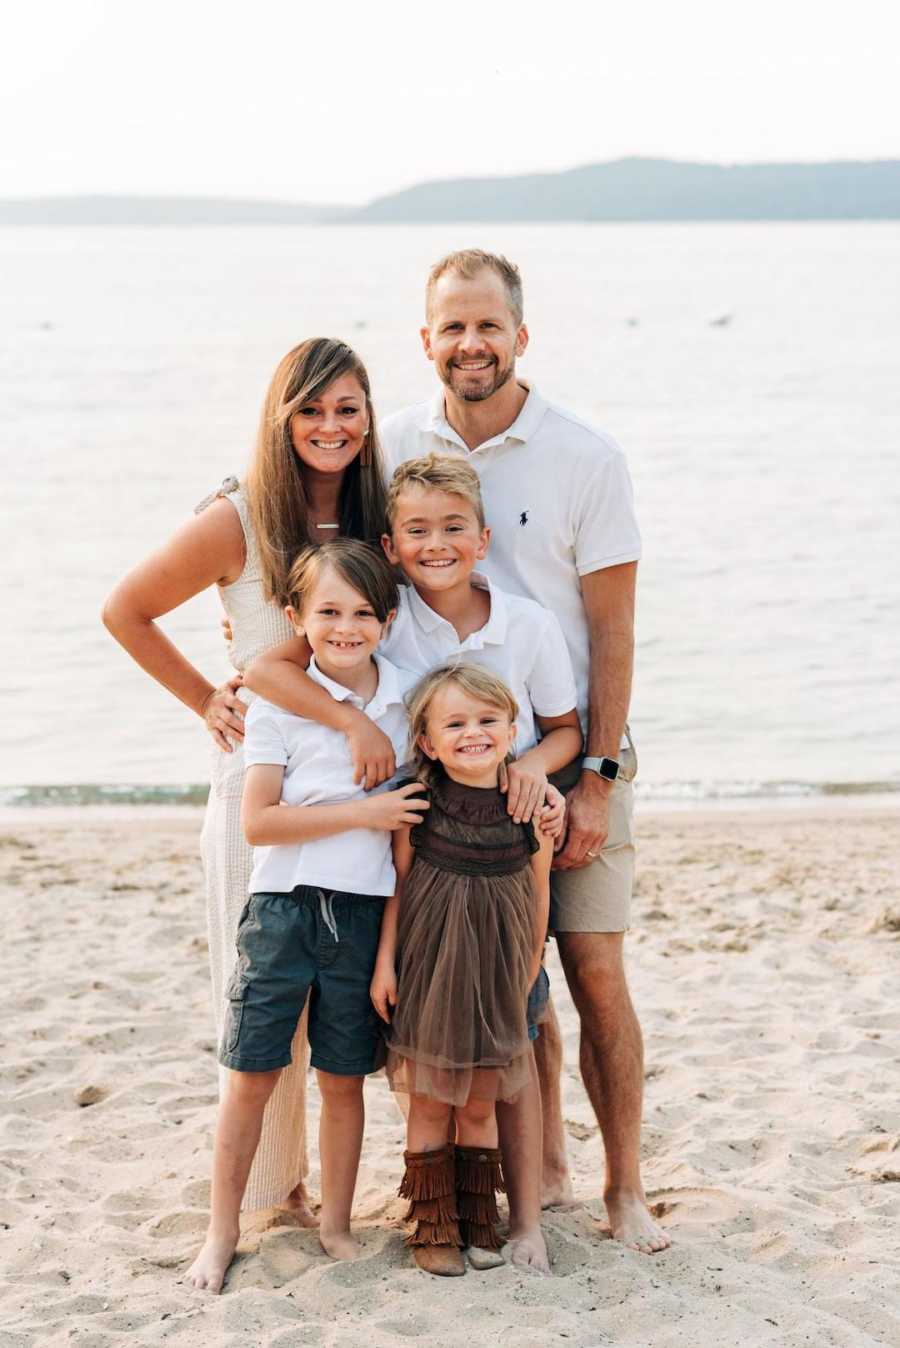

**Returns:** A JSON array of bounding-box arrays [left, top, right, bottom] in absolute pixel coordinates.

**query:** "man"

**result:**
[[380, 249, 669, 1258]]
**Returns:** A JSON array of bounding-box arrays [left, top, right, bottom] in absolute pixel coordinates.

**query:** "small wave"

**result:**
[[1, 779, 898, 810], [635, 779, 900, 803], [0, 783, 210, 808]]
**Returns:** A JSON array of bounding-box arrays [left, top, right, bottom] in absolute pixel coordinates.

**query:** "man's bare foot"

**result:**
[[318, 1228, 362, 1261], [605, 1190, 671, 1254], [279, 1182, 318, 1228], [504, 1226, 551, 1276], [186, 1228, 239, 1293]]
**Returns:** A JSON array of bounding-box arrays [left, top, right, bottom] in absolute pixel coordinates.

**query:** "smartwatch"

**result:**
[[582, 756, 620, 782]]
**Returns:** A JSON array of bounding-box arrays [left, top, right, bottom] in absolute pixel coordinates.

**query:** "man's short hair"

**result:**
[[386, 453, 486, 530], [425, 249, 524, 327]]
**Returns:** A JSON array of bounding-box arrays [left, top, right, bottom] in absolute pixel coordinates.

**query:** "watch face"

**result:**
[[585, 756, 620, 781]]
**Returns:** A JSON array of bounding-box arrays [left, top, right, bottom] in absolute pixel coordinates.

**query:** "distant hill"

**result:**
[[0, 195, 350, 225], [354, 157, 900, 222], [4, 160, 900, 225]]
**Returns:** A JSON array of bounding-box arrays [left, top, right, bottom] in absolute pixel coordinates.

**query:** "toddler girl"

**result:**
[[370, 663, 553, 1277]]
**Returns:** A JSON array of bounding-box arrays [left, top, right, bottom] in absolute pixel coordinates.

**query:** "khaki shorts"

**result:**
[[549, 736, 637, 934]]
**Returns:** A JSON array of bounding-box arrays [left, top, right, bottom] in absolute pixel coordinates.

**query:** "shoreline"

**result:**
[[1, 793, 897, 827]]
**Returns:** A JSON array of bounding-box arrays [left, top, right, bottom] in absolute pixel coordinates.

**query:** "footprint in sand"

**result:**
[[257, 1229, 319, 1286], [225, 1230, 317, 1292], [647, 1185, 741, 1228], [179, 1177, 211, 1207], [269, 1327, 325, 1346], [750, 1228, 793, 1262], [149, 1209, 209, 1238], [374, 1315, 434, 1339]]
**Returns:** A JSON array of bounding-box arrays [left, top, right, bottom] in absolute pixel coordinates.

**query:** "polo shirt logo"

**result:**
[[519, 511, 529, 526]]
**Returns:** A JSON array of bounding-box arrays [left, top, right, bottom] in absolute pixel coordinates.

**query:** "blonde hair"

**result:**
[[285, 538, 398, 623], [246, 338, 388, 606], [406, 662, 518, 785], [386, 453, 485, 530], [425, 249, 524, 327]]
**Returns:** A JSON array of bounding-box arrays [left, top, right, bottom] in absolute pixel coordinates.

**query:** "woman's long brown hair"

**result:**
[[246, 338, 388, 606]]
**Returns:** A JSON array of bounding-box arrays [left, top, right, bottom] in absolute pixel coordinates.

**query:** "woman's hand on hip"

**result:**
[[201, 674, 246, 752]]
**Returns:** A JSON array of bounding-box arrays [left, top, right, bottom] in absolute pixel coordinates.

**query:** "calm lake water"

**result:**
[[3, 223, 899, 804]]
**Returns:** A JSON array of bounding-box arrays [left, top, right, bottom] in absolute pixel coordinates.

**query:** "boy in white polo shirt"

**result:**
[[188, 540, 427, 1295]]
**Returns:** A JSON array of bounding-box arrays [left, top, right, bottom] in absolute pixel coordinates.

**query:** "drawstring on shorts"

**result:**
[[318, 889, 339, 943]]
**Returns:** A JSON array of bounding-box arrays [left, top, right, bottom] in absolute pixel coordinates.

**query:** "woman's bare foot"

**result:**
[[318, 1228, 362, 1261], [504, 1226, 551, 1276], [186, 1227, 239, 1293], [279, 1182, 318, 1228], [605, 1189, 671, 1254], [541, 1164, 578, 1209]]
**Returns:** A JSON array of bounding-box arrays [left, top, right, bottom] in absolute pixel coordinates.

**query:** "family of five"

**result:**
[[103, 248, 670, 1294]]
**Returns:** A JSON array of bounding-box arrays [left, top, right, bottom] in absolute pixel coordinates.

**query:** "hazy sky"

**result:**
[[4, 0, 898, 204]]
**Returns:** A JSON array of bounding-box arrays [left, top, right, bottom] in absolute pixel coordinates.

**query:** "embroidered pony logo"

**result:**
[[519, 511, 529, 526]]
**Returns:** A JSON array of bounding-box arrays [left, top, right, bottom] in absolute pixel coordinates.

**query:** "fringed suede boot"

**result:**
[[455, 1144, 506, 1269], [399, 1144, 465, 1276]]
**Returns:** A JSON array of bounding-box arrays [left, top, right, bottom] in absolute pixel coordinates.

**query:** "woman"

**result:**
[[103, 338, 390, 1214]]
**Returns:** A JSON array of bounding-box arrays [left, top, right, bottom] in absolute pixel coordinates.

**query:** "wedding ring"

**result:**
[[586, 849, 598, 858]]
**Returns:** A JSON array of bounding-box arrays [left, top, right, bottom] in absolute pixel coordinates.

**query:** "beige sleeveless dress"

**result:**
[[198, 479, 309, 1211]]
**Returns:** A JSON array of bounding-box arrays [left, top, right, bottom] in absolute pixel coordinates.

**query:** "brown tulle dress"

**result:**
[[386, 771, 539, 1107]]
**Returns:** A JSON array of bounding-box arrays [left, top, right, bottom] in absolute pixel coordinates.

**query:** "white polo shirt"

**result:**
[[379, 572, 576, 753], [380, 385, 641, 731], [243, 654, 414, 897]]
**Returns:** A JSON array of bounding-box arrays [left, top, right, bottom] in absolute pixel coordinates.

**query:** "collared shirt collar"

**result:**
[[308, 652, 402, 717], [424, 382, 548, 454], [404, 571, 509, 648]]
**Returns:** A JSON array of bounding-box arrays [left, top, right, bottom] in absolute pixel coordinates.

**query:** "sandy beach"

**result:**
[[1, 805, 898, 1348]]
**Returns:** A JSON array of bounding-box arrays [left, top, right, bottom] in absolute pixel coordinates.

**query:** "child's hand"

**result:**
[[362, 783, 430, 831], [345, 711, 397, 789], [537, 784, 566, 846], [502, 760, 549, 824], [370, 962, 398, 1023]]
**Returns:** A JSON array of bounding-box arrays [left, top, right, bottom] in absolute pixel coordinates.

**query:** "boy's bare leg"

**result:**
[[188, 1067, 281, 1292], [316, 1070, 365, 1260], [279, 999, 317, 1225], [556, 932, 670, 1254], [495, 1052, 551, 1275], [531, 997, 576, 1207]]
